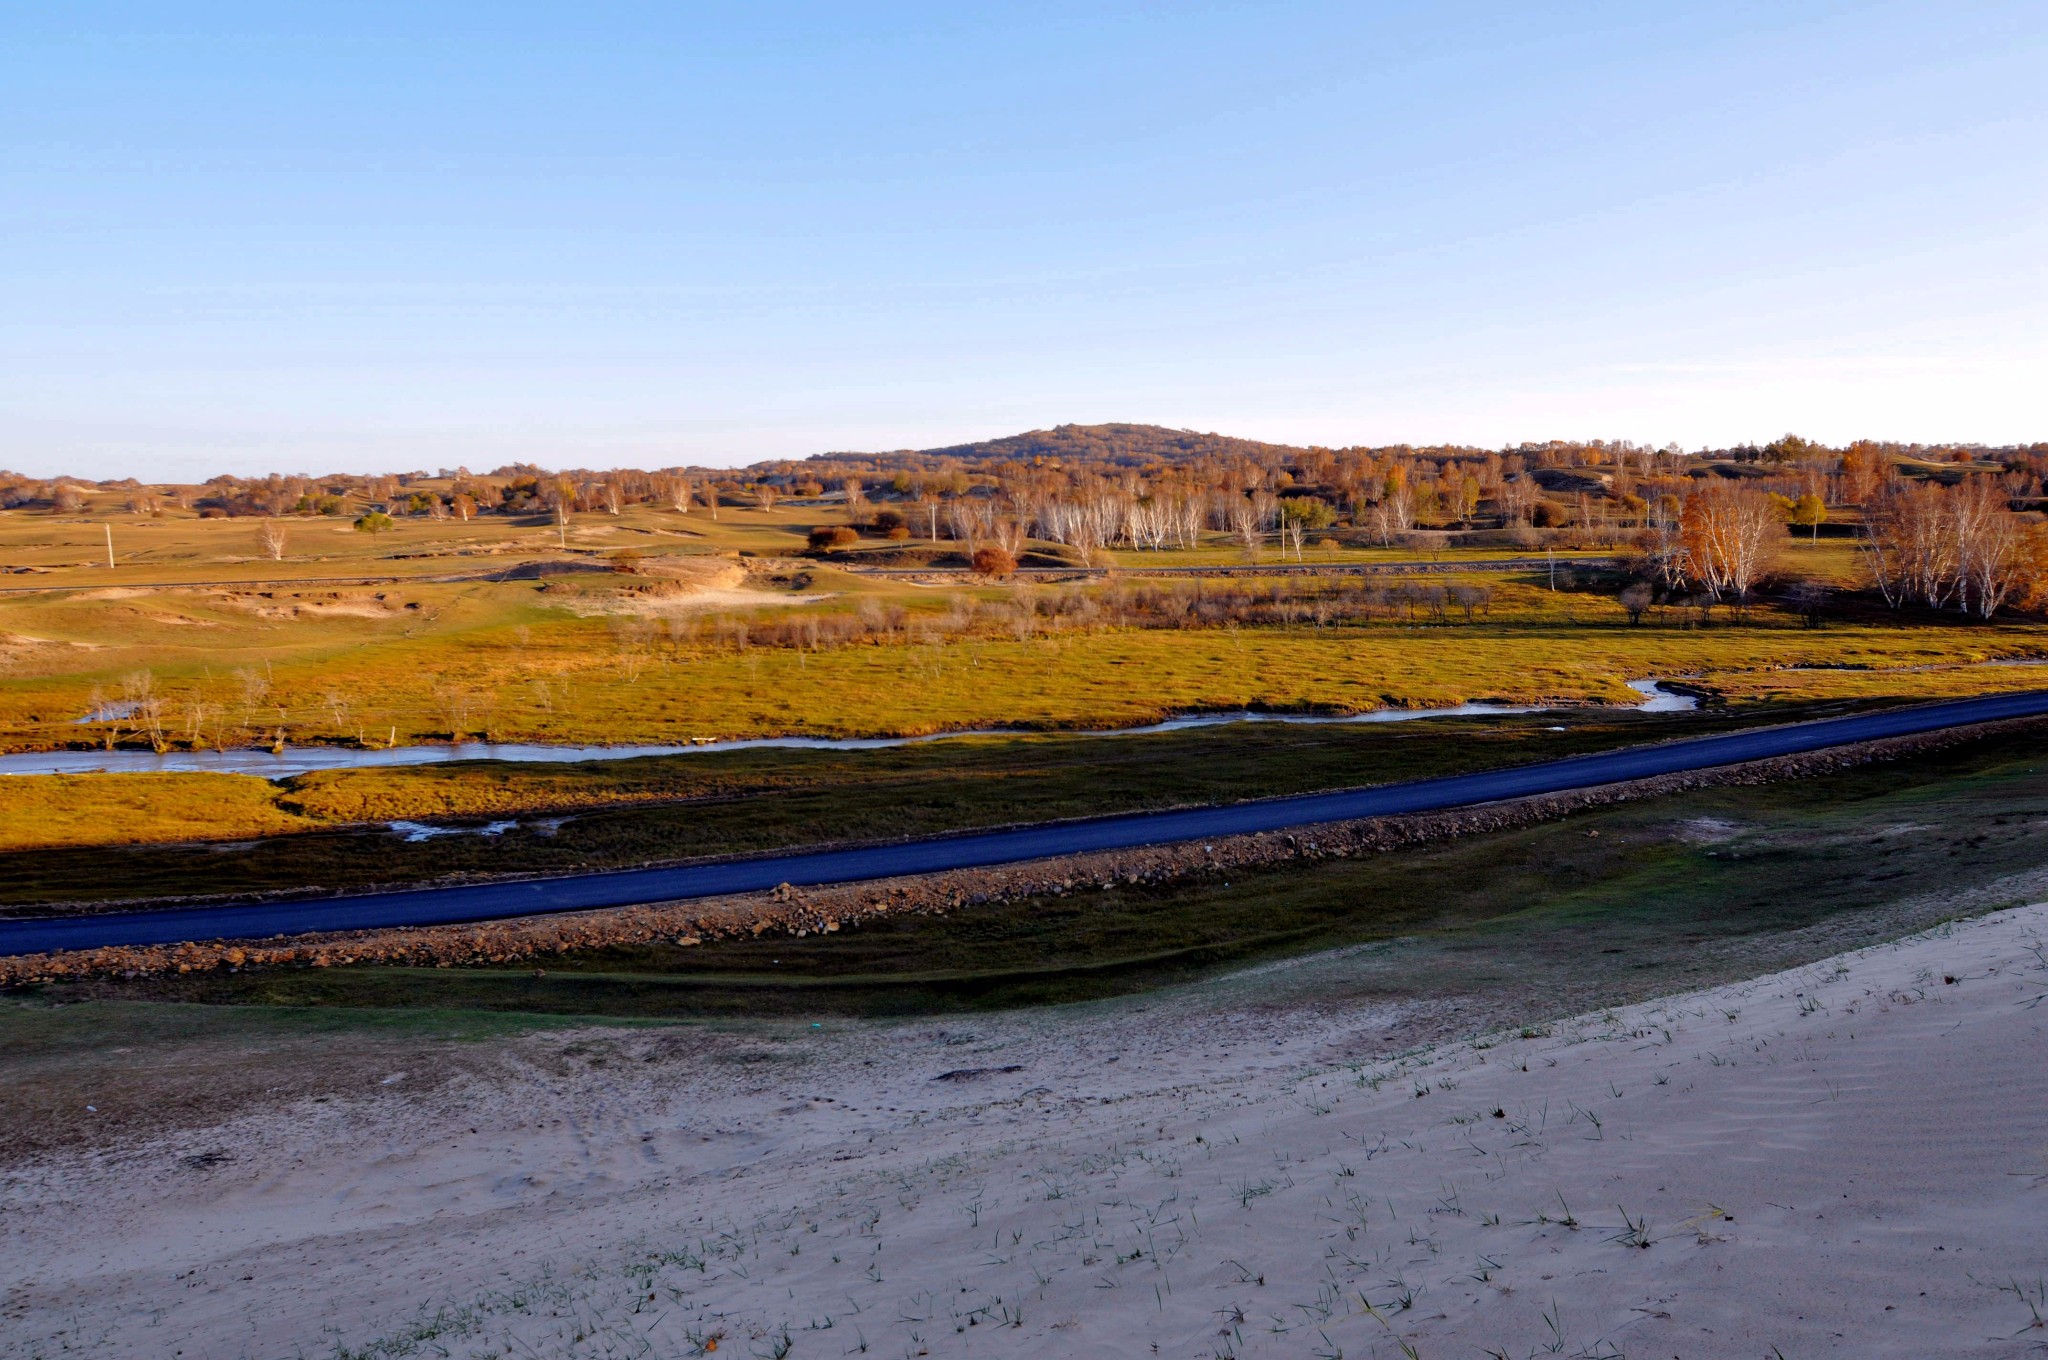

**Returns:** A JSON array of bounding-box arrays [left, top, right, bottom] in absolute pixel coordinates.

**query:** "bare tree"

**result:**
[[1228, 496, 1264, 562], [1367, 471, 1416, 544], [123, 669, 167, 752], [1637, 496, 1690, 593], [1786, 580, 1831, 628], [1953, 477, 2024, 619], [1618, 581, 1653, 625], [257, 518, 288, 561], [1681, 483, 1781, 611], [1862, 482, 1958, 611], [323, 688, 354, 735], [664, 474, 693, 513]]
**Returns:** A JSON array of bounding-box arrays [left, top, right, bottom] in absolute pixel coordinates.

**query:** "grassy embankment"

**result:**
[[54, 721, 2048, 1018], [1, 706, 1793, 904]]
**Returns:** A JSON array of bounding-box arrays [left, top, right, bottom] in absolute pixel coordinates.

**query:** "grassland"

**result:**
[[0, 511, 2033, 752], [58, 721, 2048, 1018], [4, 500, 2044, 878], [0, 707, 1810, 899]]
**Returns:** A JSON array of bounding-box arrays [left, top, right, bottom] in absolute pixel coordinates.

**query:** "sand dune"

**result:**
[[3, 907, 2045, 1358]]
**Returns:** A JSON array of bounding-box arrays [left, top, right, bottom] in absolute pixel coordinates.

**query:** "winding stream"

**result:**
[[0, 680, 1696, 780]]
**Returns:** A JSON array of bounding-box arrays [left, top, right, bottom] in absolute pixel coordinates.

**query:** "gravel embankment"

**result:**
[[4, 715, 2039, 985]]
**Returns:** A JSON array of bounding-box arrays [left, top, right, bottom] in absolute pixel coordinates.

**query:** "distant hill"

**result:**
[[812, 423, 1313, 469]]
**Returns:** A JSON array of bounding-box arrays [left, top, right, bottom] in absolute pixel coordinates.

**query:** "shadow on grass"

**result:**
[[72, 725, 2048, 1020]]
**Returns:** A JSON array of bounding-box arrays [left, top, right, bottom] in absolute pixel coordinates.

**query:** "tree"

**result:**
[[1278, 498, 1333, 561], [807, 525, 858, 551], [1228, 493, 1275, 562], [1368, 468, 1415, 542], [1787, 493, 1826, 543], [1452, 473, 1482, 523], [257, 518, 288, 560], [451, 491, 477, 522], [1786, 580, 1831, 628], [1618, 581, 1653, 625], [971, 545, 1017, 578], [1680, 484, 1781, 611], [1952, 476, 2024, 619], [353, 511, 394, 534], [664, 474, 693, 513]]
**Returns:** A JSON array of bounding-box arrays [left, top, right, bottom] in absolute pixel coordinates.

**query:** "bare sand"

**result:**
[[3, 906, 2045, 1358]]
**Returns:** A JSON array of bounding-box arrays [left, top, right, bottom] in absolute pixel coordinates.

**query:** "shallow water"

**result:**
[[2, 683, 1696, 779]]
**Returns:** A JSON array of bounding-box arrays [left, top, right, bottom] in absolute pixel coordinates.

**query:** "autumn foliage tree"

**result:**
[[1680, 483, 1782, 609], [1863, 477, 2028, 618], [971, 545, 1017, 578]]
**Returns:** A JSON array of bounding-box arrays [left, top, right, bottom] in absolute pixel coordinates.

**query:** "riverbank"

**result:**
[[3, 898, 2041, 1357], [10, 707, 2045, 986]]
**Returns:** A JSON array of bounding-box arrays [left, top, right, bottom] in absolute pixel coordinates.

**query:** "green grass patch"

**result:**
[[95, 725, 2048, 1017], [0, 706, 1807, 901]]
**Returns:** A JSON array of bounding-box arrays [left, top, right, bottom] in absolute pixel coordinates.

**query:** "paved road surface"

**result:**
[[7, 689, 2045, 956]]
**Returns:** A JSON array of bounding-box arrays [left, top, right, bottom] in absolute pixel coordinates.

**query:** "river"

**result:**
[[0, 680, 1695, 780]]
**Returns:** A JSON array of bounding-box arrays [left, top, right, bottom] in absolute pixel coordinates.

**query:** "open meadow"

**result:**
[[5, 441, 2048, 1359], [4, 493, 2045, 871]]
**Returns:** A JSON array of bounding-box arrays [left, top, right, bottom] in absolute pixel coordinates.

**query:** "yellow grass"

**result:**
[[0, 773, 313, 849], [0, 505, 2036, 752]]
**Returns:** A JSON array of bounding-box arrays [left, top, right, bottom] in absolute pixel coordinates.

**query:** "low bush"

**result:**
[[971, 546, 1018, 578]]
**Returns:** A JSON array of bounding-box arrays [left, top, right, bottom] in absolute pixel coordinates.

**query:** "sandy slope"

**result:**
[[4, 907, 2046, 1359]]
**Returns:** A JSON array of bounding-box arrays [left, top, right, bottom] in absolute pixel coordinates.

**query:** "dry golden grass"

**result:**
[[1, 572, 2042, 750], [0, 504, 2038, 755], [0, 772, 314, 850]]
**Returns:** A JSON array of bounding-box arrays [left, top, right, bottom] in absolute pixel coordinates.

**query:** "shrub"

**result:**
[[1531, 500, 1571, 528], [869, 509, 906, 535], [1394, 529, 1451, 556], [885, 525, 911, 541], [971, 546, 1017, 578], [1618, 581, 1653, 624], [807, 525, 858, 551]]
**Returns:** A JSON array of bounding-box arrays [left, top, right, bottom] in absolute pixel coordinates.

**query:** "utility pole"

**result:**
[[104, 524, 115, 570]]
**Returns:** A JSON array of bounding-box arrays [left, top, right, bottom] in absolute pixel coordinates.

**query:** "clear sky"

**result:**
[[4, 2, 2043, 479]]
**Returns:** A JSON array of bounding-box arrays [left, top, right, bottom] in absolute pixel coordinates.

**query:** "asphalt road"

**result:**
[[7, 689, 2047, 957]]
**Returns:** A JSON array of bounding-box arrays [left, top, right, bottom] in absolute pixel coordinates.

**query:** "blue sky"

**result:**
[[3, 1, 2043, 478]]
